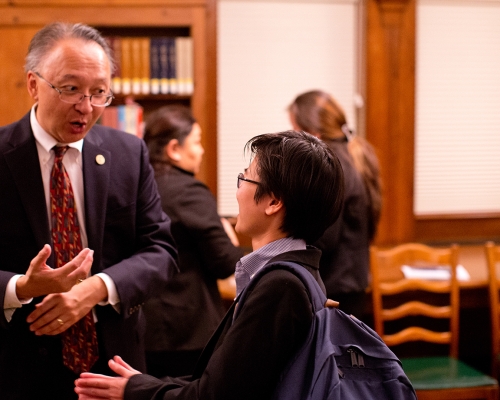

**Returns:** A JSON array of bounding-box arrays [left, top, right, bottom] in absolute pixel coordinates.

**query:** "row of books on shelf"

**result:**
[[106, 36, 194, 96], [99, 103, 144, 138]]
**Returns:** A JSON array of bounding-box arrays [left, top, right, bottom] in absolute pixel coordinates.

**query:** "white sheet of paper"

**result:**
[[401, 264, 471, 281]]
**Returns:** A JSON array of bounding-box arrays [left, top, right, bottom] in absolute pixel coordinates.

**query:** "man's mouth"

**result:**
[[69, 120, 87, 134]]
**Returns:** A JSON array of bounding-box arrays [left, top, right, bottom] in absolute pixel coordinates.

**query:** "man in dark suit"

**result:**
[[75, 130, 345, 400], [0, 22, 177, 399]]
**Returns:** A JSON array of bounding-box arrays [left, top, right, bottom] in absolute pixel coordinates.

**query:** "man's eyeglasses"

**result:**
[[237, 173, 260, 188], [35, 72, 114, 107]]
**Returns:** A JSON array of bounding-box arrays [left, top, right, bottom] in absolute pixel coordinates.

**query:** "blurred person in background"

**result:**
[[288, 89, 382, 317], [141, 104, 243, 378]]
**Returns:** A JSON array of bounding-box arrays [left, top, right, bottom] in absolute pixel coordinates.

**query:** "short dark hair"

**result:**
[[245, 130, 344, 243], [143, 104, 196, 170]]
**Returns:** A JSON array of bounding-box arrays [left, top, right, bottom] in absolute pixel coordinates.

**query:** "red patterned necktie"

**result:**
[[50, 145, 98, 375]]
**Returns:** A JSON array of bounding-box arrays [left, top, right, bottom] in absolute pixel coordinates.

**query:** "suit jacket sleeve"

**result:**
[[124, 270, 313, 400], [87, 133, 178, 318]]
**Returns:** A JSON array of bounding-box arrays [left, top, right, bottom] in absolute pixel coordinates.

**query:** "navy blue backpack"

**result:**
[[235, 261, 417, 400]]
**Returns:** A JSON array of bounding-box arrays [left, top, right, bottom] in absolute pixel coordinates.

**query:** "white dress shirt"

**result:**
[[3, 105, 120, 321]]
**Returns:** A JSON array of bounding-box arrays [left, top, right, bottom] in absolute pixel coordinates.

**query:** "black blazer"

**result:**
[[0, 113, 178, 399], [314, 138, 370, 296], [125, 248, 324, 400], [144, 166, 243, 352]]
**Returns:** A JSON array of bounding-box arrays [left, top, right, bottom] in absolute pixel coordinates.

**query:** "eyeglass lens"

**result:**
[[59, 92, 112, 106]]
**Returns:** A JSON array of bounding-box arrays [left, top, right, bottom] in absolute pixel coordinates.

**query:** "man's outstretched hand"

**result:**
[[16, 244, 93, 300]]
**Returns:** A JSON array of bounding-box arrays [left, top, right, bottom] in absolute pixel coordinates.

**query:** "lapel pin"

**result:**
[[96, 154, 105, 165]]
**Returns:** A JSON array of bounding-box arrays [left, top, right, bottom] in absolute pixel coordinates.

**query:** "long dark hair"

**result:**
[[289, 90, 382, 239], [143, 104, 196, 172]]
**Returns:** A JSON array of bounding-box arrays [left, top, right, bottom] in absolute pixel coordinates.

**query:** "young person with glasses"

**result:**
[[75, 130, 344, 400]]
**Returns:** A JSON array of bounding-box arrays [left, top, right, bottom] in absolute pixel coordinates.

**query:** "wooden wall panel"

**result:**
[[366, 0, 416, 245], [416, 216, 500, 244], [0, 28, 39, 127], [366, 0, 499, 245], [204, 0, 218, 195]]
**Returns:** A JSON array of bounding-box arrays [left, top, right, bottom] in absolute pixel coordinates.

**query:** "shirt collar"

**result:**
[[235, 237, 306, 296], [30, 104, 84, 154]]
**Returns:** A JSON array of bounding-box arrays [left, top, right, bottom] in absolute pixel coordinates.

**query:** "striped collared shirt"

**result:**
[[234, 237, 306, 297]]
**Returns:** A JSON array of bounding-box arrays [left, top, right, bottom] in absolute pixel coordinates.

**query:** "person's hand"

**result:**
[[75, 356, 141, 400], [27, 274, 108, 335], [16, 245, 93, 300], [221, 217, 240, 246]]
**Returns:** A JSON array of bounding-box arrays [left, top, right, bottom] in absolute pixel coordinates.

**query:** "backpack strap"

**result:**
[[234, 261, 327, 319]]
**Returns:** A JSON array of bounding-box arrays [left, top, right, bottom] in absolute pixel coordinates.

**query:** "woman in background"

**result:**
[[142, 104, 243, 378], [288, 90, 382, 317]]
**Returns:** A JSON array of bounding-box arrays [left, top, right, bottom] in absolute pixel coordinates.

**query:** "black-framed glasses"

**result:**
[[237, 172, 260, 188], [35, 72, 114, 107]]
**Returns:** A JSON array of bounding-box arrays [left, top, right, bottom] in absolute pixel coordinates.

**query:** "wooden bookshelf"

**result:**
[[0, 0, 217, 194]]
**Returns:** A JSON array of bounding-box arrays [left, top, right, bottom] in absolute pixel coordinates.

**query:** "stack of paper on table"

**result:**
[[401, 264, 471, 281]]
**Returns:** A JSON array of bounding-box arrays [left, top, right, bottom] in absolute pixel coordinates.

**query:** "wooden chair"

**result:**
[[486, 241, 500, 381], [370, 243, 498, 400]]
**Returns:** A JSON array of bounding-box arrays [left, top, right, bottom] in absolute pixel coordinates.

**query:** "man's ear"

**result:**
[[164, 139, 181, 162], [264, 195, 284, 216], [26, 72, 39, 100]]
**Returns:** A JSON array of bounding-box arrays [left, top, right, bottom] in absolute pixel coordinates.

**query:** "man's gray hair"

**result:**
[[24, 22, 115, 74]]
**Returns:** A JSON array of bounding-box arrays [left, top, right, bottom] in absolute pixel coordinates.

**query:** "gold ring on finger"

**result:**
[[57, 318, 64, 325]]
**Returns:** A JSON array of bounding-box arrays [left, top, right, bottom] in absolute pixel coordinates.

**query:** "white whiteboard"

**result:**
[[415, 0, 500, 215], [217, 0, 361, 215]]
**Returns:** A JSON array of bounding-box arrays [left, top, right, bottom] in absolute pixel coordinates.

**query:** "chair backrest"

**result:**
[[370, 243, 460, 358], [486, 241, 500, 377]]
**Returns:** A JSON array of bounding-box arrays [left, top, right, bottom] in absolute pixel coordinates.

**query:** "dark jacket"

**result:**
[[0, 113, 178, 399], [125, 248, 323, 400], [144, 166, 243, 352], [314, 138, 370, 296]]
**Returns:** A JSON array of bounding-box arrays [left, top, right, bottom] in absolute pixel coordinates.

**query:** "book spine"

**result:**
[[168, 37, 178, 94], [176, 37, 186, 95], [121, 37, 132, 95], [140, 37, 151, 95], [117, 105, 127, 132], [107, 36, 122, 95], [100, 106, 119, 129], [131, 38, 142, 95], [136, 105, 144, 138], [185, 37, 194, 95], [159, 37, 169, 94], [110, 106, 119, 129], [124, 104, 136, 135], [150, 37, 161, 95]]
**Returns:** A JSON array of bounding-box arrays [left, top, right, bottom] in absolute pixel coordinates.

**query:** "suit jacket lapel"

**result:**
[[3, 114, 52, 260], [82, 128, 110, 273]]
